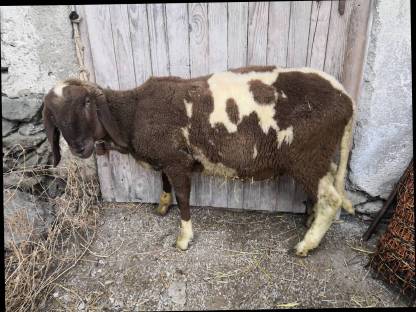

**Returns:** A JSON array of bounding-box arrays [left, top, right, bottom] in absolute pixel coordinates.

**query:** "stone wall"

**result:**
[[347, 0, 412, 213], [1, 6, 96, 246]]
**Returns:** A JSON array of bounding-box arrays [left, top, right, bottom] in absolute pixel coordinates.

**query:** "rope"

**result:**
[[69, 10, 90, 82]]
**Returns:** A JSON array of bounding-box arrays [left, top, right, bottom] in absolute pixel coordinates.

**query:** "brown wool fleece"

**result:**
[[43, 66, 353, 203]]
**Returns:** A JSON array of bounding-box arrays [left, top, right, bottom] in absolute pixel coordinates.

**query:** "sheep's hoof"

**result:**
[[156, 204, 170, 216], [342, 199, 355, 215], [156, 192, 172, 216], [176, 234, 193, 251], [294, 241, 309, 257]]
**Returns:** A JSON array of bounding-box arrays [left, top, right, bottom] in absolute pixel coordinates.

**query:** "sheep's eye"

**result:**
[[85, 97, 90, 107]]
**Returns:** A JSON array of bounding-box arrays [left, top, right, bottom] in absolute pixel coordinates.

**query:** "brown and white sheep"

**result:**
[[42, 65, 355, 256]]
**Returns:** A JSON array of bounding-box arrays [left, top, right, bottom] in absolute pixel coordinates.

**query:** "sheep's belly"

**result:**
[[192, 146, 238, 178]]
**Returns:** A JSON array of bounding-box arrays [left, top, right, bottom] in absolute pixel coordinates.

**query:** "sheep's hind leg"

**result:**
[[295, 172, 342, 257], [164, 170, 193, 250], [156, 172, 173, 216]]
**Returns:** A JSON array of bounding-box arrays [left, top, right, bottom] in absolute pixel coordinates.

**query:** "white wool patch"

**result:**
[[208, 69, 280, 134], [279, 67, 347, 94], [184, 99, 193, 118], [277, 126, 294, 148], [53, 81, 68, 97], [176, 219, 193, 250], [253, 145, 258, 159], [295, 172, 342, 256]]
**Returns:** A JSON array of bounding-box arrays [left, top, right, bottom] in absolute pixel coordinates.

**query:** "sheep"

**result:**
[[42, 65, 355, 257]]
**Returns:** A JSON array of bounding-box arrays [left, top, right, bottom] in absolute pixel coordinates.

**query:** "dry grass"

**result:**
[[4, 152, 100, 312]]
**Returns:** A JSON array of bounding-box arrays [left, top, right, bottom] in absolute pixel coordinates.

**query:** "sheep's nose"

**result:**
[[76, 145, 85, 154]]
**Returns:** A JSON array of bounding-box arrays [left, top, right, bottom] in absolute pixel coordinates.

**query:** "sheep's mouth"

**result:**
[[70, 141, 95, 159]]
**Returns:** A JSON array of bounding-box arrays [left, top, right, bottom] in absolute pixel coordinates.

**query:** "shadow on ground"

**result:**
[[47, 203, 410, 310]]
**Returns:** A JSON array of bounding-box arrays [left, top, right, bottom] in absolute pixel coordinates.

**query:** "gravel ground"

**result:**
[[46, 202, 412, 310]]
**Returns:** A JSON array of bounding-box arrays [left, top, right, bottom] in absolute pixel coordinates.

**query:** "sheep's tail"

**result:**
[[335, 110, 355, 214]]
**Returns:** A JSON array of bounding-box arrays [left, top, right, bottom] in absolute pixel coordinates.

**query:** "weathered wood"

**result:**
[[267, 1, 291, 66], [127, 4, 159, 203], [147, 4, 170, 76], [324, 0, 354, 80], [208, 2, 228, 72], [74, 5, 96, 82], [207, 2, 229, 208], [306, 0, 332, 70], [287, 1, 312, 67], [227, 2, 248, 69], [188, 3, 210, 207], [127, 4, 153, 85], [247, 2, 269, 66], [342, 0, 373, 101], [166, 3, 190, 78], [108, 5, 137, 202], [188, 3, 209, 77], [79, 2, 370, 214], [83, 5, 120, 202], [244, 1, 273, 211], [226, 2, 248, 209]]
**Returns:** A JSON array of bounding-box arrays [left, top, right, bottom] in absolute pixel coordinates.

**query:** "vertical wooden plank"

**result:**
[[247, 1, 269, 65], [166, 3, 190, 78], [342, 0, 373, 101], [227, 2, 248, 69], [164, 3, 189, 205], [282, 1, 312, 214], [128, 4, 152, 84], [324, 0, 354, 79], [208, 2, 228, 72], [267, 1, 291, 67], [127, 4, 159, 203], [306, 1, 332, 70], [286, 1, 312, 67], [188, 3, 210, 207], [207, 2, 229, 208], [189, 3, 209, 77], [147, 3, 170, 76], [258, 178, 279, 212], [74, 5, 96, 83], [243, 1, 270, 210], [146, 3, 170, 203], [108, 4, 137, 202], [226, 2, 248, 209], [83, 5, 120, 202]]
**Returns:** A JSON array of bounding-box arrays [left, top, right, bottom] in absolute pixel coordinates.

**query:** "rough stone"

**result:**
[[2, 119, 18, 137], [348, 0, 412, 200], [18, 122, 45, 136], [2, 129, 46, 150], [1, 6, 79, 96], [2, 94, 44, 122], [355, 199, 385, 214], [3, 171, 42, 190], [3, 189, 54, 247], [167, 280, 187, 305]]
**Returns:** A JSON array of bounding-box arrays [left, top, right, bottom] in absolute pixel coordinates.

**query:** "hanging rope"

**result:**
[[69, 10, 90, 82]]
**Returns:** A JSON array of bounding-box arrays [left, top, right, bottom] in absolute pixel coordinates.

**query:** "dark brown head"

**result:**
[[42, 79, 127, 166]]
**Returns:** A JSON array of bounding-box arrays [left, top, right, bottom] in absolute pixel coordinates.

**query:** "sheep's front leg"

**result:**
[[156, 172, 173, 216], [295, 172, 342, 257], [165, 170, 193, 250]]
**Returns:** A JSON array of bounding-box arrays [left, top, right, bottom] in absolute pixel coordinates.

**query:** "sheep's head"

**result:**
[[43, 79, 127, 166]]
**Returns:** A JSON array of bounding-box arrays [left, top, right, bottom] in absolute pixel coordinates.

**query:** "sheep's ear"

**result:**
[[95, 95, 128, 148], [42, 105, 61, 167]]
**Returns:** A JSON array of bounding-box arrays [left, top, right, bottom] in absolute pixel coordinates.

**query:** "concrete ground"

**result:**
[[47, 203, 412, 310]]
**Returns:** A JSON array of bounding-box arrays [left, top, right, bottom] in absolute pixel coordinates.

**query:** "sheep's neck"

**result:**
[[102, 88, 138, 146]]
